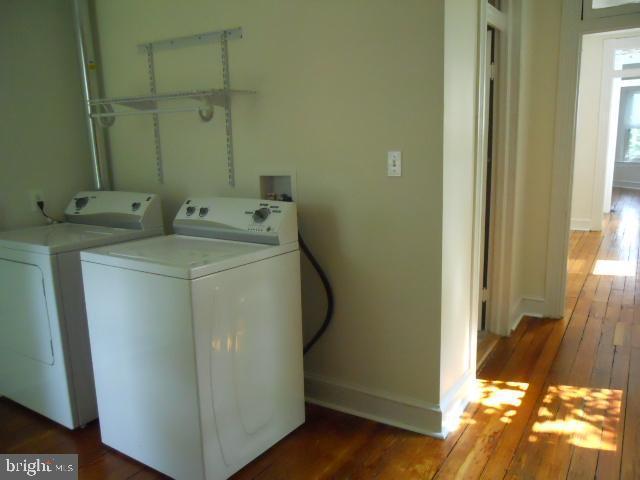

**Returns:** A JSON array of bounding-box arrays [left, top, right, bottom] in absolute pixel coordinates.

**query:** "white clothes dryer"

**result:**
[[0, 191, 164, 428]]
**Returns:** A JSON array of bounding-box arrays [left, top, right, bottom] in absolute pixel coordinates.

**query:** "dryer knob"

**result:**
[[75, 197, 89, 210], [252, 207, 270, 223], [131, 202, 141, 212], [186, 206, 196, 216]]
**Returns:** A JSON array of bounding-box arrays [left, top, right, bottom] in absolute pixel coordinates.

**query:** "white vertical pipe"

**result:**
[[73, 0, 111, 190]]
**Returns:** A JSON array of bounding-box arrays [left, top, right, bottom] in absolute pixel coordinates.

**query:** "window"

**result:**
[[623, 128, 640, 161], [614, 47, 640, 71], [585, 0, 640, 18], [592, 0, 640, 9], [616, 88, 640, 163]]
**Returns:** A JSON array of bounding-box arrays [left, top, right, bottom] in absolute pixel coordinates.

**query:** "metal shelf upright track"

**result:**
[[88, 27, 254, 186]]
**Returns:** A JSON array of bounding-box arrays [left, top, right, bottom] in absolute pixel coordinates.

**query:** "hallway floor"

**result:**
[[2, 188, 640, 479]]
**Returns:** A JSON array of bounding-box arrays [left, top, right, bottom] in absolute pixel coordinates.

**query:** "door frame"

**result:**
[[600, 38, 640, 215], [546, 0, 640, 318], [583, 36, 640, 231], [473, 0, 522, 337]]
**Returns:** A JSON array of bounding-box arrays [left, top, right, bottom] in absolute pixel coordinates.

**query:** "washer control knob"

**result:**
[[199, 207, 209, 217], [131, 202, 141, 212], [186, 206, 196, 216], [75, 197, 89, 210], [252, 207, 270, 223]]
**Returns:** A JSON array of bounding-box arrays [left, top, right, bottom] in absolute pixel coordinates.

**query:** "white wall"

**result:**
[[94, 0, 451, 433], [440, 0, 478, 419], [0, 0, 93, 230], [571, 35, 605, 231], [511, 0, 563, 313]]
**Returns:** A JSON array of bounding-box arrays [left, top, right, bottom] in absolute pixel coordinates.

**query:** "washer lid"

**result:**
[[80, 234, 298, 279], [0, 223, 159, 255]]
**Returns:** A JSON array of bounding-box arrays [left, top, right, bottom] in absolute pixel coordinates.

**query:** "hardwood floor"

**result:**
[[2, 187, 640, 479]]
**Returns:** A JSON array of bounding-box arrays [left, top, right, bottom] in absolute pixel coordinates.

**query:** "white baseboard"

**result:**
[[304, 370, 475, 439], [510, 296, 546, 332], [570, 217, 593, 231], [613, 180, 640, 190], [305, 373, 445, 438]]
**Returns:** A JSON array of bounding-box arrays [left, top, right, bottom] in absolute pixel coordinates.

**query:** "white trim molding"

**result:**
[[304, 373, 444, 438], [304, 371, 475, 439], [472, 0, 523, 339], [510, 296, 546, 332]]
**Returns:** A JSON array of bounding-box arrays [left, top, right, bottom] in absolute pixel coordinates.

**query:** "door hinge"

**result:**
[[489, 63, 496, 81], [482, 288, 489, 303]]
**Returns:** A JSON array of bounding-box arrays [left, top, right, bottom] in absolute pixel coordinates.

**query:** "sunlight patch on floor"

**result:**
[[446, 380, 530, 433], [529, 385, 622, 451], [468, 380, 529, 423], [592, 259, 636, 277]]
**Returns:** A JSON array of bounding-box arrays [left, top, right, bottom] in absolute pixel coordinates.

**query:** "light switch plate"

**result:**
[[387, 151, 402, 177]]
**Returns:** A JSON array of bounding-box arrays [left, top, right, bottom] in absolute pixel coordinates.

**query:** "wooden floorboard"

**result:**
[[3, 187, 640, 479]]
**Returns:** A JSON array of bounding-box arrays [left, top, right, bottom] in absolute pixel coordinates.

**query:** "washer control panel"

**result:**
[[64, 191, 164, 231], [174, 197, 297, 245]]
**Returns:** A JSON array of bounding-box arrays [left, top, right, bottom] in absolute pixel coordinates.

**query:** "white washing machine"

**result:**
[[0, 191, 164, 429], [81, 197, 305, 480]]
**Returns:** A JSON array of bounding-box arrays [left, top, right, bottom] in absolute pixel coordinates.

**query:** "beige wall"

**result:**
[[441, 0, 478, 396], [511, 0, 563, 307], [0, 0, 93, 230], [94, 0, 446, 406]]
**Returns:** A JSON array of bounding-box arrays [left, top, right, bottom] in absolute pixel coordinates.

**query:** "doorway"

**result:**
[[481, 26, 497, 334], [475, 0, 518, 366], [544, 0, 640, 319], [477, 24, 501, 368], [613, 83, 640, 190], [570, 32, 640, 234]]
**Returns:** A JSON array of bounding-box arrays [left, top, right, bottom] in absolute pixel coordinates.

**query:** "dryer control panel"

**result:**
[[173, 197, 297, 245], [64, 191, 164, 231]]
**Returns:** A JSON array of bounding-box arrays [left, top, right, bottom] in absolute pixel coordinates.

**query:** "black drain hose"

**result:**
[[37, 201, 63, 224], [299, 233, 334, 354]]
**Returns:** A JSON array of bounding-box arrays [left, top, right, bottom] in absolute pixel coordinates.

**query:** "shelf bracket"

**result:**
[[145, 44, 164, 184], [89, 27, 249, 187]]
